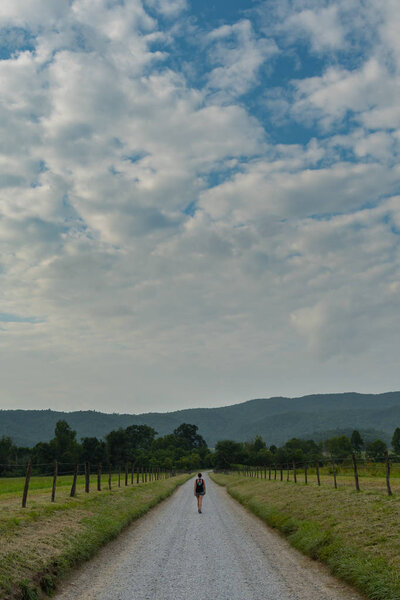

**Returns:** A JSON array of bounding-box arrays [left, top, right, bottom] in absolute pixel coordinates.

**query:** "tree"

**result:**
[[350, 430, 364, 454], [52, 420, 78, 456], [105, 428, 127, 466], [48, 421, 80, 469], [284, 438, 321, 462], [125, 424, 157, 459], [32, 441, 54, 465], [0, 437, 14, 473], [324, 435, 352, 461], [391, 428, 400, 455], [252, 435, 266, 452], [81, 437, 107, 464], [366, 439, 387, 461], [173, 423, 206, 450], [213, 440, 244, 469]]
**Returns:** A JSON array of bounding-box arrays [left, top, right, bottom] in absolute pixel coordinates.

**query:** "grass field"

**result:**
[[240, 462, 400, 495], [0, 472, 192, 600], [210, 471, 400, 600], [0, 471, 141, 500]]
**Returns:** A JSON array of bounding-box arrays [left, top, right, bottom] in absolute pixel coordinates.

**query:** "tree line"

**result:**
[[0, 420, 212, 475], [213, 428, 400, 469], [1, 423, 400, 475]]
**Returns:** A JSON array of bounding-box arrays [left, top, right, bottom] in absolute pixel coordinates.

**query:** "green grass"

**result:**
[[210, 472, 400, 600], [0, 473, 192, 600], [0, 473, 130, 496]]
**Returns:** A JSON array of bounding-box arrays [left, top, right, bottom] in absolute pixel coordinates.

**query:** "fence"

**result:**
[[218, 452, 400, 497], [0, 461, 180, 508]]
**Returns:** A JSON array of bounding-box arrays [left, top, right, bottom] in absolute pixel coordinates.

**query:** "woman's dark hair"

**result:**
[[198, 472, 202, 478]]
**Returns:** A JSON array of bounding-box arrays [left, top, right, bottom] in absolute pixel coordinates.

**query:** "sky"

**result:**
[[0, 0, 399, 414]]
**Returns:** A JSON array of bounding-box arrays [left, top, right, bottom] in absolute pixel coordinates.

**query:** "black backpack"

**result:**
[[196, 478, 204, 493]]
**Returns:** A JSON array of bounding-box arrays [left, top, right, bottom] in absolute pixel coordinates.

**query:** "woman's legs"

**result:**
[[198, 494, 203, 512]]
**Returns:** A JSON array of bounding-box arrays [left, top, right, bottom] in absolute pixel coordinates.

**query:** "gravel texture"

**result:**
[[56, 474, 363, 600]]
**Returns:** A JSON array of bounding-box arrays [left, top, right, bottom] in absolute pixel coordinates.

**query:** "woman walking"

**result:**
[[194, 472, 206, 513]]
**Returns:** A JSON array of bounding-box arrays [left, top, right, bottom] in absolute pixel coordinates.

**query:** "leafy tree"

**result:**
[[51, 420, 78, 455], [283, 438, 321, 462], [32, 441, 54, 465], [391, 428, 400, 455], [324, 435, 352, 461], [173, 423, 206, 450], [350, 430, 364, 454], [366, 439, 387, 461], [81, 437, 107, 464], [125, 424, 157, 460], [105, 428, 127, 466], [49, 420, 80, 469], [252, 435, 266, 452], [214, 440, 244, 469], [0, 437, 14, 473]]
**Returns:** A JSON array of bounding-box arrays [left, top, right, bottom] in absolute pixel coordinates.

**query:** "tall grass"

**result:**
[[211, 472, 400, 600], [0, 474, 192, 600]]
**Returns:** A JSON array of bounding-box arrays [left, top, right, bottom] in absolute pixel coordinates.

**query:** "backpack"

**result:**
[[196, 478, 204, 493]]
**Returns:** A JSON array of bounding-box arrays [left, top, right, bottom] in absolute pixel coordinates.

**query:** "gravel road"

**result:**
[[56, 474, 363, 600]]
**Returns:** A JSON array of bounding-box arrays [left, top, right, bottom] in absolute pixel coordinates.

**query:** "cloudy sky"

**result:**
[[0, 0, 399, 414]]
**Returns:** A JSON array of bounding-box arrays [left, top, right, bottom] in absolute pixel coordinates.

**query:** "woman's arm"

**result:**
[[194, 479, 197, 495], [203, 479, 206, 494]]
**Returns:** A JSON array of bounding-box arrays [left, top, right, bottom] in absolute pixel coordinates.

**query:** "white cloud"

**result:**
[[284, 5, 345, 52], [144, 0, 187, 17], [0, 0, 400, 412], [206, 20, 278, 99]]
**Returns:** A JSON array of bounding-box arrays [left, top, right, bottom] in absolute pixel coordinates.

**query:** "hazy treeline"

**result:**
[[0, 420, 213, 475], [213, 428, 400, 469], [1, 422, 400, 474]]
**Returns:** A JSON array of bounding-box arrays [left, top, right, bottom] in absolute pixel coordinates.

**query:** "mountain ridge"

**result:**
[[1, 391, 399, 447]]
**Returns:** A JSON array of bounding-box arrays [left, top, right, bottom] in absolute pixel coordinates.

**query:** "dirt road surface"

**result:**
[[56, 474, 364, 600]]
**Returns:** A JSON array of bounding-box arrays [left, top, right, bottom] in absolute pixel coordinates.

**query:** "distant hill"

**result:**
[[1, 391, 400, 448]]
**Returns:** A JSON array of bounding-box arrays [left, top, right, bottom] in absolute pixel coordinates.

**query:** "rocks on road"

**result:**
[[56, 474, 363, 600]]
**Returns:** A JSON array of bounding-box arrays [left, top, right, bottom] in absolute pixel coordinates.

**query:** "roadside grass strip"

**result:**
[[0, 474, 192, 600], [210, 472, 400, 600]]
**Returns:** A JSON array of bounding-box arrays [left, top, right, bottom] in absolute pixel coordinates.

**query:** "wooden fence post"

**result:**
[[352, 453, 360, 491], [315, 460, 321, 486], [22, 459, 33, 508], [118, 466, 121, 487], [131, 462, 135, 485], [280, 464, 283, 481], [70, 463, 78, 497], [97, 464, 102, 491], [268, 465, 271, 480], [385, 451, 392, 496], [293, 461, 297, 483], [85, 462, 90, 493], [304, 463, 308, 485], [124, 464, 128, 486], [108, 464, 112, 490], [332, 461, 337, 489], [136, 466, 139, 484], [51, 460, 58, 502]]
